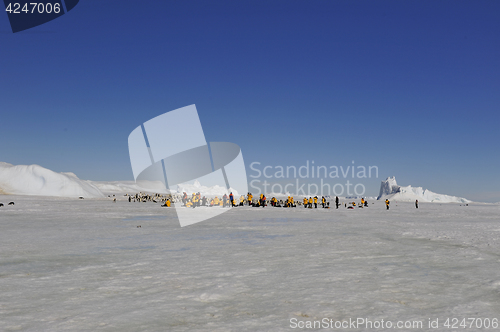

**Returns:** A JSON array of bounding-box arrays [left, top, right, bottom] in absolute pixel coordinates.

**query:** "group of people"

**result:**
[[346, 197, 370, 209], [247, 193, 330, 209], [169, 192, 363, 210], [178, 192, 246, 208], [122, 191, 413, 211]]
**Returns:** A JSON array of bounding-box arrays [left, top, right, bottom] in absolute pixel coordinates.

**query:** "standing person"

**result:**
[[303, 197, 308, 208], [385, 199, 390, 210], [229, 192, 234, 207], [415, 199, 419, 209], [321, 196, 326, 208], [308, 197, 313, 208], [314, 196, 318, 208], [335, 196, 340, 209]]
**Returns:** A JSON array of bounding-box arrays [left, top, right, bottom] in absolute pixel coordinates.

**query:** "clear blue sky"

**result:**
[[1, 1, 499, 201]]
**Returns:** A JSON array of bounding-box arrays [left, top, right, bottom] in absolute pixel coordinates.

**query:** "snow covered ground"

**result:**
[[1, 195, 499, 331]]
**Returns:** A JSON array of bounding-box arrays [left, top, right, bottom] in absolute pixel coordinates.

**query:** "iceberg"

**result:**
[[377, 176, 470, 203]]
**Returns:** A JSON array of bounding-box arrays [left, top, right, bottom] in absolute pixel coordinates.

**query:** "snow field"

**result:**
[[0, 195, 499, 331]]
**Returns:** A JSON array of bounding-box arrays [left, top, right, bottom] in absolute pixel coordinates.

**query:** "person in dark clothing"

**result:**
[[415, 199, 419, 209], [335, 196, 340, 209]]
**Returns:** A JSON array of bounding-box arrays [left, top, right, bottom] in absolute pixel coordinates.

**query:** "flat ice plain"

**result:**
[[1, 196, 499, 331]]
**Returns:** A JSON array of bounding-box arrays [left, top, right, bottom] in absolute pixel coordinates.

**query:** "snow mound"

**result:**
[[175, 180, 238, 197], [377, 176, 470, 203], [0, 162, 104, 198]]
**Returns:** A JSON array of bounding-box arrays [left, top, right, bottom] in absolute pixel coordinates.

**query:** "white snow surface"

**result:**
[[378, 176, 471, 203], [0, 162, 104, 198], [0, 195, 499, 331]]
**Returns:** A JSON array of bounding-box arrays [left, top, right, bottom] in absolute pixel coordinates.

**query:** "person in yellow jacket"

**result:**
[[247, 193, 253, 205], [209, 199, 214, 207], [240, 195, 245, 206], [303, 197, 308, 208], [385, 199, 390, 210], [186, 199, 193, 208], [308, 197, 313, 208], [313, 196, 318, 208], [322, 196, 326, 208], [213, 196, 219, 205], [166, 199, 171, 207]]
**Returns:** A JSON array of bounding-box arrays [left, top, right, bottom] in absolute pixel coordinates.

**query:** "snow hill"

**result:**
[[0, 162, 104, 198], [0, 162, 233, 198], [377, 176, 470, 203]]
